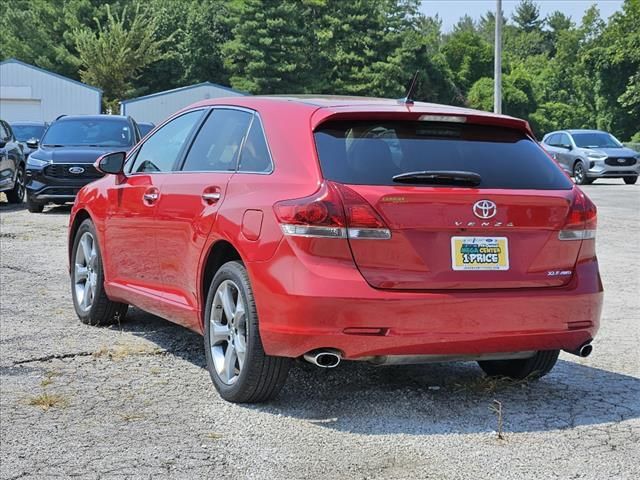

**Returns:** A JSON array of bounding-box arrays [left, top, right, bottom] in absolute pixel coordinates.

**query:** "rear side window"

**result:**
[[182, 109, 252, 172], [238, 116, 272, 173], [314, 121, 573, 190]]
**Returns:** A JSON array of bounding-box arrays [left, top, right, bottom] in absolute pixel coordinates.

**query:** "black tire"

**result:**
[[26, 196, 44, 213], [478, 350, 560, 380], [70, 219, 128, 326], [573, 161, 592, 185], [5, 165, 25, 204], [624, 176, 638, 185], [204, 261, 291, 403]]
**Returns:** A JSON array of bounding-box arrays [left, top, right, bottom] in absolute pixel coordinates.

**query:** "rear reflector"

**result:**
[[558, 190, 597, 241], [274, 182, 391, 239]]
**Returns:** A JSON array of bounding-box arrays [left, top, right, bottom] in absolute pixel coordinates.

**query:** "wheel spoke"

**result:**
[[234, 293, 245, 323], [222, 344, 237, 383], [80, 235, 92, 264], [210, 322, 230, 345], [75, 265, 88, 282], [219, 283, 236, 322], [235, 335, 246, 370], [81, 281, 91, 309]]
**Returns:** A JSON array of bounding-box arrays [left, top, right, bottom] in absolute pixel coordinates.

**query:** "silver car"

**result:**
[[541, 129, 639, 185]]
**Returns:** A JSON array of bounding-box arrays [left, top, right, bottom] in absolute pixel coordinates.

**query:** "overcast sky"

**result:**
[[420, 0, 624, 32]]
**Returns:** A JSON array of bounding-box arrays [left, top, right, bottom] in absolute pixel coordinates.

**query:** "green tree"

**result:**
[[442, 29, 493, 93], [73, 3, 174, 111], [512, 0, 544, 32], [468, 70, 536, 119]]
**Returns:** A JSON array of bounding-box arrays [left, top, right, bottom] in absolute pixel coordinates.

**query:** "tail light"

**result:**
[[558, 190, 597, 241], [274, 182, 391, 240]]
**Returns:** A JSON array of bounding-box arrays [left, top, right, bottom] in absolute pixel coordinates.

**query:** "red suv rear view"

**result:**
[[68, 97, 603, 403]]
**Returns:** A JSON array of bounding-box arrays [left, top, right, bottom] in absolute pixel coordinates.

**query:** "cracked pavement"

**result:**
[[1, 183, 639, 479]]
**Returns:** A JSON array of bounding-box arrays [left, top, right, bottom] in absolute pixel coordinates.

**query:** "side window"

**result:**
[[182, 109, 252, 172], [238, 116, 273, 173], [130, 110, 204, 173], [558, 133, 571, 147], [546, 133, 558, 146], [0, 122, 8, 141]]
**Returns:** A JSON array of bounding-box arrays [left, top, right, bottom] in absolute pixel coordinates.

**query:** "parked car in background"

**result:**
[[25, 115, 140, 213], [137, 122, 155, 137], [68, 96, 602, 403], [0, 119, 26, 204], [542, 129, 639, 185], [10, 121, 48, 158]]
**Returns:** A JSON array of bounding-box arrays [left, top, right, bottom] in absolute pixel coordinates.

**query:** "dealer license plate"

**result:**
[[451, 236, 509, 271]]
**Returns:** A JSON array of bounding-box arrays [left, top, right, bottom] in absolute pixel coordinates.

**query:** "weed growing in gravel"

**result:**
[[27, 391, 68, 411], [93, 343, 163, 361], [490, 400, 505, 440], [453, 375, 530, 395], [40, 370, 61, 388]]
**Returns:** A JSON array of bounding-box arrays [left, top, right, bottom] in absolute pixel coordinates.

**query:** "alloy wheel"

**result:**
[[574, 163, 585, 184], [74, 231, 98, 313], [15, 168, 25, 201], [209, 280, 248, 385]]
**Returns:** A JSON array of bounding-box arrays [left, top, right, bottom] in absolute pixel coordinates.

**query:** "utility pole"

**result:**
[[494, 0, 502, 114]]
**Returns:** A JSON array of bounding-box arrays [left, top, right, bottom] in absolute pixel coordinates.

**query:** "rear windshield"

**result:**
[[12, 124, 46, 141], [314, 121, 572, 190], [42, 119, 134, 147]]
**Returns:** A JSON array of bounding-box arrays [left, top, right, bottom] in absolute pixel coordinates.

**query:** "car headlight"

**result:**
[[26, 156, 49, 168], [586, 151, 607, 160]]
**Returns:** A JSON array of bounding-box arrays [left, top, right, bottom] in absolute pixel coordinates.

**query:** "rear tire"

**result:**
[[624, 176, 638, 185], [204, 261, 291, 403], [478, 350, 560, 380], [70, 219, 128, 326], [26, 196, 44, 213], [573, 161, 592, 185], [5, 165, 25, 204]]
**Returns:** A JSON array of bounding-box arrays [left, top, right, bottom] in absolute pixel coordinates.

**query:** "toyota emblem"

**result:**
[[473, 200, 497, 219], [69, 166, 85, 175]]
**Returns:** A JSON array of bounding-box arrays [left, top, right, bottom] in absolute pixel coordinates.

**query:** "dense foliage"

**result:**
[[1, 0, 638, 139]]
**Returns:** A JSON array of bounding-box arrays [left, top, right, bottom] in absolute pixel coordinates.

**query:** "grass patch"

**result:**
[[93, 343, 162, 361], [27, 391, 68, 411]]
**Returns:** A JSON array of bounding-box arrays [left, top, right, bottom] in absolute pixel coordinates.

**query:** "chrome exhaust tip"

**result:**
[[565, 342, 593, 358], [303, 349, 341, 368]]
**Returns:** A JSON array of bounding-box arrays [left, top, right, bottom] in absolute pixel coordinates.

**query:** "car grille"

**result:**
[[605, 157, 637, 167], [44, 164, 103, 179], [40, 187, 81, 196]]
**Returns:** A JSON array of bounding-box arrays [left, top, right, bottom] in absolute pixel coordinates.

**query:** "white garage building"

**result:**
[[120, 82, 244, 125], [0, 58, 102, 122]]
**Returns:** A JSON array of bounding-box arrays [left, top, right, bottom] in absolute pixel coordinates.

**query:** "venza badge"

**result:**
[[473, 200, 497, 219]]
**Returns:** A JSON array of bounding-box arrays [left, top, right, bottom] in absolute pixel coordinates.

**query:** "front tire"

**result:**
[[478, 350, 560, 380], [624, 176, 638, 185], [26, 196, 44, 213], [573, 161, 592, 185], [71, 219, 128, 325], [5, 165, 25, 204], [204, 261, 291, 403]]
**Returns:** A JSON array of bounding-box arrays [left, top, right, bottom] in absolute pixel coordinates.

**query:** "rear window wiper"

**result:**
[[392, 170, 481, 186]]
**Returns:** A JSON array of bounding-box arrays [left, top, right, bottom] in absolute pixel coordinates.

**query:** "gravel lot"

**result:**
[[1, 182, 639, 480]]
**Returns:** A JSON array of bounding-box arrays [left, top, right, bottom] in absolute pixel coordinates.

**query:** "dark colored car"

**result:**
[[0, 120, 26, 204], [68, 96, 602, 403], [10, 121, 48, 158], [25, 115, 140, 213], [137, 122, 155, 137]]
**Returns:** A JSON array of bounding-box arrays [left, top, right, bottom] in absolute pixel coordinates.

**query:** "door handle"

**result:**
[[202, 187, 222, 204], [143, 187, 159, 205]]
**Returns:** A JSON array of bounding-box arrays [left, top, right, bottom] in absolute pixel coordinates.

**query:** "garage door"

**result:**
[[0, 99, 43, 122]]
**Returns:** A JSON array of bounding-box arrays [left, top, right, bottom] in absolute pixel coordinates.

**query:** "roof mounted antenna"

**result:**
[[400, 71, 420, 105]]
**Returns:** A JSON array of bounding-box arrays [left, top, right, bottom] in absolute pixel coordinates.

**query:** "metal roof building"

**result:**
[[120, 82, 245, 125], [0, 58, 102, 122]]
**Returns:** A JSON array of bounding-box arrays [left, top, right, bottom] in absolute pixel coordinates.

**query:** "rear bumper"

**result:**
[[249, 240, 603, 360]]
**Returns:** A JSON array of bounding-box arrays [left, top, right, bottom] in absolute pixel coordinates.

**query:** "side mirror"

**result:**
[[562, 144, 573, 150], [95, 151, 126, 175], [26, 138, 39, 149]]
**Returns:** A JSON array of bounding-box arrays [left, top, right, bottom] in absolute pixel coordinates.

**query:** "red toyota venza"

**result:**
[[68, 96, 603, 403]]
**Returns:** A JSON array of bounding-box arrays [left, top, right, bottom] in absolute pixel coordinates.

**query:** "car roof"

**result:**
[[565, 129, 608, 135], [10, 121, 47, 126], [184, 95, 533, 134], [56, 115, 130, 123]]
